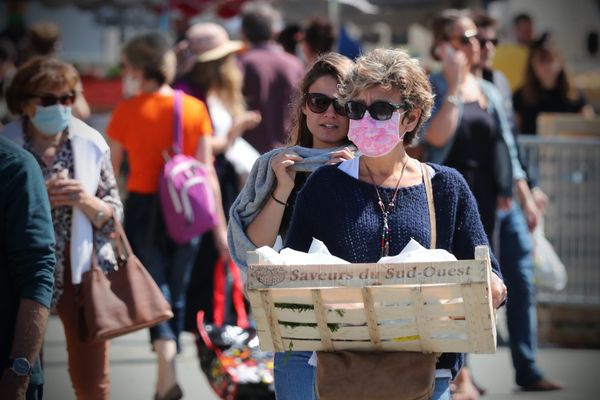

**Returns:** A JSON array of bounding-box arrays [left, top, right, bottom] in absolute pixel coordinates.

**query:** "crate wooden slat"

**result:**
[[246, 245, 496, 354]]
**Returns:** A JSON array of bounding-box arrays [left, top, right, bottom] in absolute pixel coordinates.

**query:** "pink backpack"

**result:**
[[159, 90, 217, 244]]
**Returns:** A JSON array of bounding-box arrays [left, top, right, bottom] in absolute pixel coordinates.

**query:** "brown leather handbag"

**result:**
[[316, 163, 439, 400], [78, 218, 173, 343], [316, 351, 438, 400]]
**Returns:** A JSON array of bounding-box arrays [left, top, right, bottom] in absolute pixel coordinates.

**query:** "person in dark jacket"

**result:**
[[0, 136, 55, 400]]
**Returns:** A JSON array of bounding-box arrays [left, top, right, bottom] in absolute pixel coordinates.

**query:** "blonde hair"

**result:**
[[339, 48, 434, 145], [189, 54, 245, 116], [123, 32, 176, 85]]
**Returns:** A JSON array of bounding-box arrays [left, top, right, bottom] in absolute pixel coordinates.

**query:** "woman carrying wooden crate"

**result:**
[[281, 48, 507, 400]]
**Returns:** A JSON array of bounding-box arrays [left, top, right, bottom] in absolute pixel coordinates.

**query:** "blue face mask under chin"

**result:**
[[31, 104, 72, 136]]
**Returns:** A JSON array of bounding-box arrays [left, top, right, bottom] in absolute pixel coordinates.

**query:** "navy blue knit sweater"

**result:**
[[284, 162, 502, 379]]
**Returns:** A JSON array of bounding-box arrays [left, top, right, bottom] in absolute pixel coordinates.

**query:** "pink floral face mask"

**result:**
[[348, 110, 406, 157]]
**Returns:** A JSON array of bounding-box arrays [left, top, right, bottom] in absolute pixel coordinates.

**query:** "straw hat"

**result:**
[[187, 22, 244, 63]]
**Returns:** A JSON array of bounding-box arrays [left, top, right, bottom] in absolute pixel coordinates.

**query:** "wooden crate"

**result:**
[[246, 246, 496, 354]]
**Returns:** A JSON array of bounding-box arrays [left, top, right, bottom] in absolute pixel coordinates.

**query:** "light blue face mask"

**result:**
[[31, 104, 72, 136]]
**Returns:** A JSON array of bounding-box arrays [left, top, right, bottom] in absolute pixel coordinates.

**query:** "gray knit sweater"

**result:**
[[227, 145, 353, 274]]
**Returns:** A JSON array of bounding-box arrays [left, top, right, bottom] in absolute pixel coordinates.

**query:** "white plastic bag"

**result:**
[[532, 220, 567, 291]]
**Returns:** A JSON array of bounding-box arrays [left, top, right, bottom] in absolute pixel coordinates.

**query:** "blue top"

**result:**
[[284, 163, 502, 379], [0, 136, 55, 386]]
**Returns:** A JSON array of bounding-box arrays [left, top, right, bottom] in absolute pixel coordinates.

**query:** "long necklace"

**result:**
[[364, 157, 409, 258]]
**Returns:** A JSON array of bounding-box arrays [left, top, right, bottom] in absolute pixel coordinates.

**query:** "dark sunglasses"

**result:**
[[451, 29, 478, 46], [345, 100, 404, 121], [477, 37, 499, 47], [304, 93, 346, 116], [33, 92, 77, 107]]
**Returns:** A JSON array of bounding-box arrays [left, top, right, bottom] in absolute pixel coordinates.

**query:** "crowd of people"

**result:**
[[0, 1, 595, 400]]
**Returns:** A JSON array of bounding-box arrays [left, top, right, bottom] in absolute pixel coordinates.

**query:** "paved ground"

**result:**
[[43, 315, 597, 399]]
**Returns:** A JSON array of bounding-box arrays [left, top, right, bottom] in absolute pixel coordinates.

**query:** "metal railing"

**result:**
[[519, 136, 600, 305]]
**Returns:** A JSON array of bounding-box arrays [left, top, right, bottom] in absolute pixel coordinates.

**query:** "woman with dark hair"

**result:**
[[513, 32, 595, 134], [425, 9, 530, 241], [228, 52, 354, 272], [425, 11, 546, 398], [3, 56, 123, 399]]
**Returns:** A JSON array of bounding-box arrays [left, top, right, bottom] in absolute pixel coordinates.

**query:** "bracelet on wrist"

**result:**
[[271, 192, 288, 207], [445, 94, 462, 106]]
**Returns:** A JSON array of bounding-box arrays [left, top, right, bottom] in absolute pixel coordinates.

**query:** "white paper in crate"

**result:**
[[255, 238, 350, 265], [378, 238, 457, 263], [257, 238, 456, 366]]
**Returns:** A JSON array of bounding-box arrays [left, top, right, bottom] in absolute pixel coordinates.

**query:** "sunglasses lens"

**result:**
[[345, 101, 366, 120], [39, 93, 76, 106], [307, 94, 331, 113], [39, 95, 58, 107], [333, 100, 346, 116], [478, 38, 499, 47], [369, 102, 395, 121], [460, 35, 471, 45]]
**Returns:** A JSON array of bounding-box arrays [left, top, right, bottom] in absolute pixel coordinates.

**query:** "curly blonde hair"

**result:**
[[339, 48, 434, 145]]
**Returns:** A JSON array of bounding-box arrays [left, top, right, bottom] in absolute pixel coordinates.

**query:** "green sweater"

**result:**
[[0, 136, 55, 386]]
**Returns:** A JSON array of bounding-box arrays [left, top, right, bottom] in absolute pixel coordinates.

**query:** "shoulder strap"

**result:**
[[172, 90, 183, 154], [421, 162, 436, 249]]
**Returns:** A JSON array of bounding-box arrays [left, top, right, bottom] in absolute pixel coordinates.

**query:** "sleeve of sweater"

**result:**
[[450, 170, 503, 280], [3, 149, 56, 308], [227, 149, 280, 270]]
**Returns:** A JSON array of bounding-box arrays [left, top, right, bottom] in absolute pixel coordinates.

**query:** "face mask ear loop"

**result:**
[[397, 110, 407, 140]]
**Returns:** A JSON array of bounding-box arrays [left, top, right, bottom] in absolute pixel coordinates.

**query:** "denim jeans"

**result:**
[[498, 203, 543, 387], [432, 378, 451, 400], [274, 351, 452, 400], [274, 351, 316, 400], [125, 193, 201, 351]]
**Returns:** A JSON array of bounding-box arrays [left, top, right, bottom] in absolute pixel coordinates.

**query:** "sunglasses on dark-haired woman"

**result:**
[[304, 93, 346, 116]]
